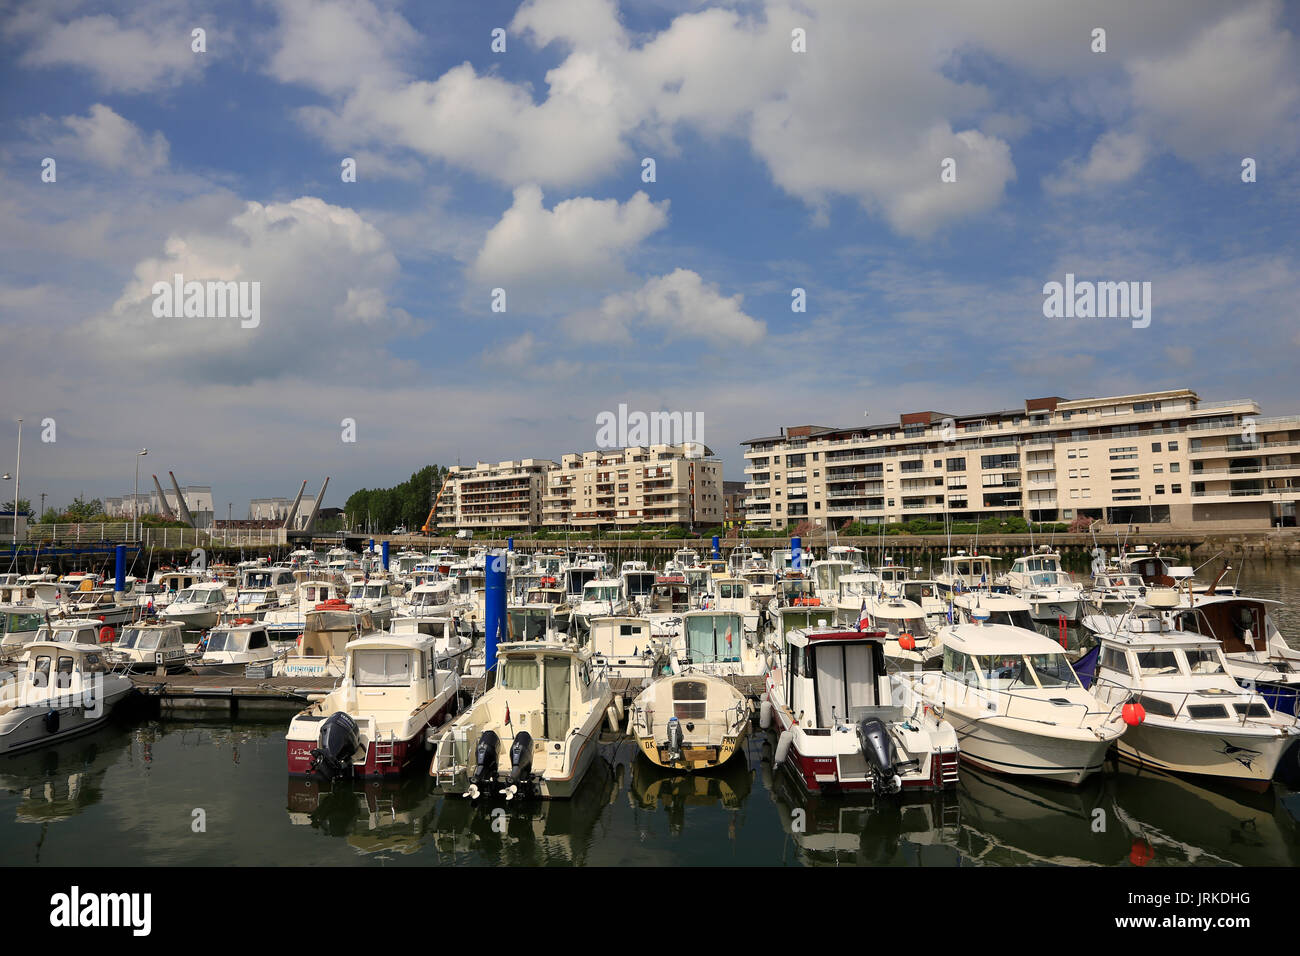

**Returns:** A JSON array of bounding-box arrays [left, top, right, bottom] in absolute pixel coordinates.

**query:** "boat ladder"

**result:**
[[374, 733, 396, 766]]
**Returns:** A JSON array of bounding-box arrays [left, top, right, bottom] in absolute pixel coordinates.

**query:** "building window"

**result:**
[[1155, 485, 1165, 494], [1170, 463, 1180, 473], [1168, 441, 1179, 451], [946, 458, 965, 472], [1151, 442, 1162, 453], [1172, 484, 1182, 494]]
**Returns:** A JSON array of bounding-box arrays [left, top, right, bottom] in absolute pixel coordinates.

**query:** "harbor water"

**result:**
[[4, 562, 1299, 867]]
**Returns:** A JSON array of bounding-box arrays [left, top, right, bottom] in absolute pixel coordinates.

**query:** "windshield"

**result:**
[[3, 612, 43, 634], [1136, 649, 1180, 676], [238, 591, 268, 603], [974, 654, 1037, 690], [353, 649, 412, 686], [685, 614, 743, 662], [205, 630, 245, 653], [1184, 648, 1225, 675], [584, 586, 620, 602], [990, 609, 1035, 630], [877, 616, 929, 638]]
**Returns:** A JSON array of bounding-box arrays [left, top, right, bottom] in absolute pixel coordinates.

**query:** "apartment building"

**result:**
[[742, 390, 1300, 531], [106, 486, 214, 526], [250, 497, 295, 521], [542, 445, 723, 529], [434, 446, 724, 531], [435, 459, 556, 531]]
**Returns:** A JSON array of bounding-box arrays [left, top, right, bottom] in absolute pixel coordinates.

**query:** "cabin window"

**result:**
[[619, 624, 643, 638], [1187, 704, 1229, 720], [31, 655, 51, 687], [56, 656, 74, 688], [1137, 695, 1176, 718], [501, 658, 540, 690], [812, 643, 876, 726], [1135, 650, 1180, 676], [672, 680, 708, 719], [788, 645, 805, 678], [1183, 648, 1224, 675], [1233, 702, 1270, 718], [1101, 647, 1130, 675], [973, 655, 1036, 691], [1025, 654, 1080, 688], [943, 648, 973, 679], [353, 650, 412, 686], [249, 630, 269, 649]]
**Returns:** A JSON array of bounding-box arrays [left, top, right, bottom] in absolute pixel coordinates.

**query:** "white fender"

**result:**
[[759, 699, 773, 730], [606, 704, 621, 733], [774, 730, 792, 765], [611, 695, 625, 723]]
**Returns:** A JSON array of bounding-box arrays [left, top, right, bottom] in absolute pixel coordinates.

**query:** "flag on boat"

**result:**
[[504, 703, 511, 726], [946, 603, 954, 624], [725, 623, 733, 646], [857, 599, 871, 631]]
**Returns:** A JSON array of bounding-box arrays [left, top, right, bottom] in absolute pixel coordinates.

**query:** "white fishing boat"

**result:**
[[936, 553, 1000, 597], [431, 640, 612, 800], [160, 581, 228, 630], [629, 672, 751, 771], [899, 616, 1125, 784], [106, 621, 190, 673], [387, 615, 473, 673], [276, 605, 378, 678], [286, 632, 460, 779], [0, 642, 132, 753], [1083, 606, 1300, 791], [574, 577, 627, 627], [345, 578, 396, 628], [261, 574, 352, 638], [1001, 549, 1085, 622], [0, 605, 46, 649], [192, 621, 278, 675], [949, 590, 1037, 631], [765, 625, 959, 794], [676, 609, 766, 677], [588, 615, 662, 682], [1087, 568, 1152, 615]]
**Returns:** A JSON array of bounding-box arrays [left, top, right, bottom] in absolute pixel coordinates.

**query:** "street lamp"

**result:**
[[134, 448, 148, 541]]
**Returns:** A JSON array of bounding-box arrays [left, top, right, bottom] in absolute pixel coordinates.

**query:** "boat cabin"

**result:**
[[648, 576, 690, 615], [0, 606, 46, 647], [508, 605, 555, 641], [781, 628, 891, 729], [31, 620, 101, 648], [680, 611, 746, 666], [938, 554, 999, 592], [110, 622, 188, 670]]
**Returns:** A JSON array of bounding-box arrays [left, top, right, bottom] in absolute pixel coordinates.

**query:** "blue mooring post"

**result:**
[[485, 550, 507, 680], [381, 540, 389, 571], [712, 535, 720, 560], [791, 535, 802, 571], [507, 536, 514, 552], [114, 544, 126, 592]]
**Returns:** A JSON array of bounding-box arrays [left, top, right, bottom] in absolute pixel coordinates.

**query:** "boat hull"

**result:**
[[0, 685, 132, 754], [944, 710, 1112, 785], [636, 724, 748, 772], [286, 695, 457, 778], [1115, 720, 1295, 791]]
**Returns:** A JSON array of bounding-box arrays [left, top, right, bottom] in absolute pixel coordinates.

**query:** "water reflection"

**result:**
[[627, 751, 753, 836], [427, 756, 616, 865], [287, 775, 439, 857]]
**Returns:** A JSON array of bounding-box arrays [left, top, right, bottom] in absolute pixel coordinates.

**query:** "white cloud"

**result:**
[[266, 0, 417, 95], [17, 11, 205, 93], [1044, 130, 1149, 195], [91, 196, 412, 383], [470, 185, 668, 294], [574, 268, 766, 346], [42, 104, 170, 174]]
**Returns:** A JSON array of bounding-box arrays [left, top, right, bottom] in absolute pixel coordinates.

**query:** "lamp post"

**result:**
[[134, 448, 148, 541], [11, 418, 20, 551]]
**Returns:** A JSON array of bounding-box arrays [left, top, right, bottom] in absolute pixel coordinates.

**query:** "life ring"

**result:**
[[792, 597, 820, 607], [235, 618, 254, 625]]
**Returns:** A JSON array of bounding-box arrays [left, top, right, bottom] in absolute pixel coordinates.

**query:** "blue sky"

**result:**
[[2, 0, 1299, 514]]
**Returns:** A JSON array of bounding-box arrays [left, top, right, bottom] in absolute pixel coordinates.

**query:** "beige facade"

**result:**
[[542, 445, 723, 529], [742, 390, 1300, 531], [436, 459, 555, 531]]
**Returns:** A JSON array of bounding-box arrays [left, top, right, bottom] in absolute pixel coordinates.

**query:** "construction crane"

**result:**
[[420, 476, 449, 535]]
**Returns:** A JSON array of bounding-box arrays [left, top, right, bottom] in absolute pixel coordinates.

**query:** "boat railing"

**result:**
[[1087, 675, 1291, 728]]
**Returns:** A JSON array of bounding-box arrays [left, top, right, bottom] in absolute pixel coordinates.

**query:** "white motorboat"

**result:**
[[345, 578, 396, 628], [629, 671, 751, 771], [275, 606, 378, 678], [574, 577, 627, 627], [287, 632, 460, 778], [160, 581, 228, 630], [765, 624, 959, 794], [192, 622, 279, 675], [675, 610, 766, 677], [1082, 607, 1300, 791], [900, 617, 1125, 784], [0, 605, 46, 649], [0, 642, 132, 753], [387, 616, 473, 673], [1001, 550, 1085, 622], [936, 553, 1000, 597], [588, 615, 662, 682], [431, 640, 612, 800], [106, 621, 190, 673]]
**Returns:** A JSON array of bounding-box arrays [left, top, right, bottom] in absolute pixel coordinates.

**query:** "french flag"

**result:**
[[857, 599, 871, 632]]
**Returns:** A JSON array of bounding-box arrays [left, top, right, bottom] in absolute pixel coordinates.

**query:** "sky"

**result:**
[[1, 0, 1299, 515]]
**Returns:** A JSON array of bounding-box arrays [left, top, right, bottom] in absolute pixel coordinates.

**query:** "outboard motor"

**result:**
[[857, 716, 902, 795], [309, 712, 361, 782], [503, 731, 534, 801], [465, 729, 500, 800], [665, 716, 684, 762]]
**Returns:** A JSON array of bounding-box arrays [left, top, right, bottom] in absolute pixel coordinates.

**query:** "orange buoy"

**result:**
[[899, 633, 916, 651], [1122, 701, 1146, 726]]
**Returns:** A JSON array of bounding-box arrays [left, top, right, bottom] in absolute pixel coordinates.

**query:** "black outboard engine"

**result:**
[[465, 729, 500, 800], [857, 716, 902, 795], [665, 716, 684, 762], [503, 731, 534, 800], [309, 712, 361, 782]]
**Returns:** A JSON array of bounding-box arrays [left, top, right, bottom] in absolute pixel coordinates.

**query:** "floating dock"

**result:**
[[130, 672, 768, 714]]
